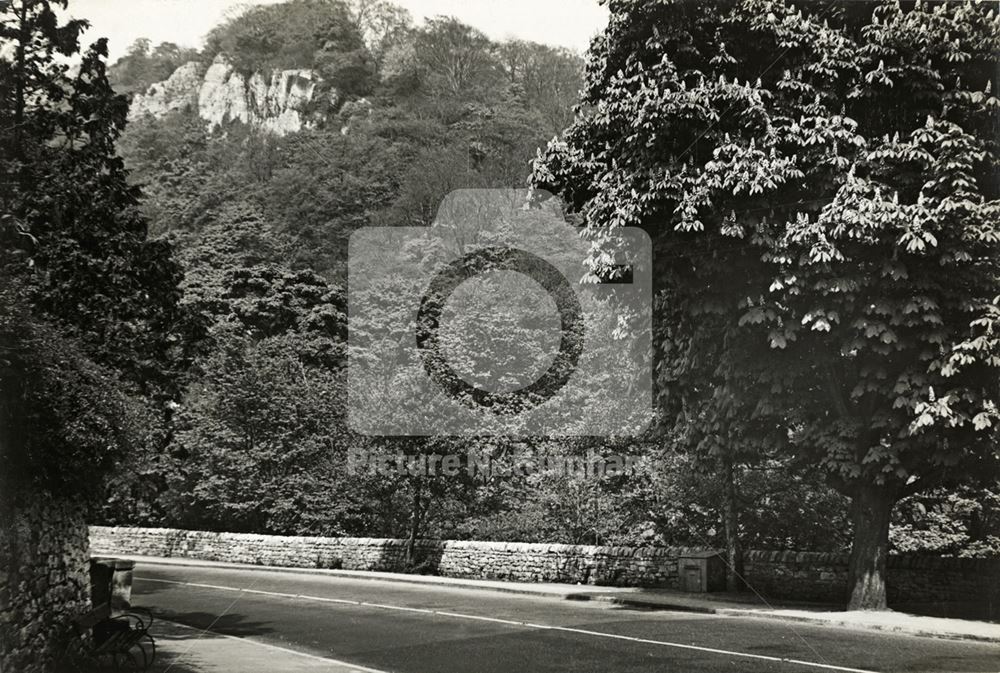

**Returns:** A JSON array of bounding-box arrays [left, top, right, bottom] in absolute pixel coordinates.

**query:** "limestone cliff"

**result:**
[[128, 55, 325, 135], [128, 61, 203, 118]]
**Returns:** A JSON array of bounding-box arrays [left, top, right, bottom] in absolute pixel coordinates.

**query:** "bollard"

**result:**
[[109, 559, 135, 610], [89, 557, 135, 612]]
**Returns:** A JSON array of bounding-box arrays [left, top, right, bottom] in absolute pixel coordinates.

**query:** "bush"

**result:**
[[0, 282, 156, 499]]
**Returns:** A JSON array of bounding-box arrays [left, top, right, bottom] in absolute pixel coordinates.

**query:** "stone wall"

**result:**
[[432, 541, 691, 586], [743, 550, 850, 602], [89, 526, 699, 587], [743, 549, 1000, 617], [1, 496, 91, 673], [90, 526, 1000, 617]]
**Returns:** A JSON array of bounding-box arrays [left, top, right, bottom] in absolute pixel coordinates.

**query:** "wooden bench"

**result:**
[[70, 602, 156, 670]]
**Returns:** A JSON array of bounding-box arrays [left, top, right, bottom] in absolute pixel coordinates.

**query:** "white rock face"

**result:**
[[129, 61, 203, 118], [129, 55, 321, 135]]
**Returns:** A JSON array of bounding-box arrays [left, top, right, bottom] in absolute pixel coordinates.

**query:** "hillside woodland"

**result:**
[[94, 0, 999, 565]]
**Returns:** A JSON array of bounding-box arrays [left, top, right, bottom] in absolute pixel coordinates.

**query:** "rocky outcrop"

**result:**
[[129, 55, 325, 135], [128, 61, 203, 118]]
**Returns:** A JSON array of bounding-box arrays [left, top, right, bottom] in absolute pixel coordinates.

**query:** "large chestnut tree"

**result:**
[[533, 0, 1000, 609]]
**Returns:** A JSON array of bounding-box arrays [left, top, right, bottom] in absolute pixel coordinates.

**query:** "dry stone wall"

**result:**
[[1, 497, 91, 673], [89, 527, 697, 587], [90, 526, 1000, 617], [743, 549, 1000, 617]]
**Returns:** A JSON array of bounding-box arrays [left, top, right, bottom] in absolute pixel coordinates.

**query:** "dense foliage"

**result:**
[[108, 37, 200, 95], [71, 0, 1000, 585], [533, 0, 1000, 607], [0, 0, 181, 497]]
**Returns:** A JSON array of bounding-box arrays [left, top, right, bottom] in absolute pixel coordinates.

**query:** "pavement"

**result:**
[[115, 554, 1000, 644], [144, 619, 385, 673], [97, 557, 1000, 673]]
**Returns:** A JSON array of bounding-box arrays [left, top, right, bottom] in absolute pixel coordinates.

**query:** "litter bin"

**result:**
[[678, 550, 725, 592], [90, 557, 135, 610]]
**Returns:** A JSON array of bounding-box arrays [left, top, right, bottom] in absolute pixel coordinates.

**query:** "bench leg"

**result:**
[[144, 635, 156, 669]]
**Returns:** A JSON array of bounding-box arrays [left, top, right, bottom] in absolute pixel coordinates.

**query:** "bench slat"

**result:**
[[74, 602, 112, 630]]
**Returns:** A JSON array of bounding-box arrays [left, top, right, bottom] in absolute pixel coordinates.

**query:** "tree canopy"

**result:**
[[533, 0, 1000, 609], [0, 0, 182, 495], [63, 0, 1000, 599]]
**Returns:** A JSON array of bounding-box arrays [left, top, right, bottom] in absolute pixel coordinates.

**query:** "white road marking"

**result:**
[[140, 577, 877, 673], [162, 617, 391, 672]]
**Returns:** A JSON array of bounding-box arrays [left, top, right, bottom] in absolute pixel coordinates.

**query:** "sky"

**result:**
[[66, 0, 610, 62]]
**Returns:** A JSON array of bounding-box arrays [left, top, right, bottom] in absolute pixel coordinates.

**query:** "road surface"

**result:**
[[132, 563, 1000, 673]]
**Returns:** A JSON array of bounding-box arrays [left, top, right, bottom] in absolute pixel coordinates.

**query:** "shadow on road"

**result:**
[[150, 610, 275, 638]]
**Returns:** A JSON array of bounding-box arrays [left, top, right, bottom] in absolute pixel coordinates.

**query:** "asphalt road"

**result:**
[[133, 563, 1000, 673]]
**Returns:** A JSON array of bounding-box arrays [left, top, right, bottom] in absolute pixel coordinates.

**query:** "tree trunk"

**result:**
[[404, 479, 424, 569], [14, 3, 26, 162], [721, 451, 744, 592], [847, 484, 895, 610]]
